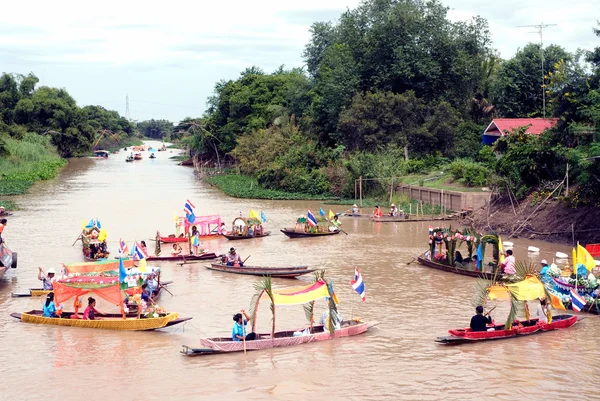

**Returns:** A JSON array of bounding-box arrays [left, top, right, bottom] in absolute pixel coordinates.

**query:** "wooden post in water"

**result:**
[[359, 176, 363, 207], [354, 179, 357, 201], [389, 178, 394, 205]]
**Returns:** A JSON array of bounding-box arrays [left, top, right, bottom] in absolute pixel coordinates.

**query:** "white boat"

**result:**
[[528, 246, 540, 253], [555, 251, 568, 259], [503, 241, 514, 248]]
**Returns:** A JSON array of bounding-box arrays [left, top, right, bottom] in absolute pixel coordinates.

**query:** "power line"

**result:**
[[518, 22, 557, 118]]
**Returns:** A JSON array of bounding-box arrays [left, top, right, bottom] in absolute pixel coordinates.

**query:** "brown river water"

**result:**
[[1, 140, 599, 401]]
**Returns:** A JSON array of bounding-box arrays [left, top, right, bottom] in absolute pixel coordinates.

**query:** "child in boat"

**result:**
[[83, 297, 102, 320], [43, 293, 58, 318], [232, 310, 256, 341], [171, 243, 182, 256]]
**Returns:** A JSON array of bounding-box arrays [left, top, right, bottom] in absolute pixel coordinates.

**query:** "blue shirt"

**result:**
[[43, 301, 57, 317], [540, 265, 550, 275], [232, 320, 247, 341]]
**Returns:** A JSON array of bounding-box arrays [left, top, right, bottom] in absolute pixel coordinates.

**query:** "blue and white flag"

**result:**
[[184, 199, 196, 224], [307, 209, 318, 227], [570, 289, 586, 312], [261, 211, 267, 223], [351, 267, 366, 301]]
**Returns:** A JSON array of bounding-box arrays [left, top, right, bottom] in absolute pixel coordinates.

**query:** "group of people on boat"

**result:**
[[42, 293, 101, 320], [372, 204, 403, 218], [231, 222, 265, 237], [470, 297, 550, 332]]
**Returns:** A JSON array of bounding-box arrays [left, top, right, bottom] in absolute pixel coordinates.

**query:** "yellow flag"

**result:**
[[81, 220, 86, 230], [138, 258, 147, 273], [329, 210, 335, 219], [98, 227, 107, 242], [249, 209, 259, 219], [577, 243, 596, 271], [174, 213, 179, 223], [498, 237, 505, 264], [572, 248, 577, 272], [549, 293, 566, 310]]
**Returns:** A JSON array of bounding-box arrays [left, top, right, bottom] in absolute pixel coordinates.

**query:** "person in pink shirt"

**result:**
[[501, 249, 516, 275], [83, 297, 103, 320]]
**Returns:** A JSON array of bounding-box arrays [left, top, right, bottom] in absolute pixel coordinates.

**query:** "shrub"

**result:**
[[449, 159, 489, 187]]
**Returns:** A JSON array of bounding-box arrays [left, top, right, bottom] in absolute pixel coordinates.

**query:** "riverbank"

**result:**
[[465, 195, 600, 245], [0, 135, 67, 199]]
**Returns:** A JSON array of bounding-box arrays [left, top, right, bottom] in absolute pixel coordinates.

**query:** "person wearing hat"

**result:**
[[351, 204, 359, 215], [389, 203, 398, 217], [540, 260, 550, 276], [38, 267, 56, 290], [226, 247, 243, 267]]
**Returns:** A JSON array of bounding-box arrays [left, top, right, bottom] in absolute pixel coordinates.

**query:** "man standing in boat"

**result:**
[[38, 267, 56, 290], [501, 249, 516, 275], [470, 305, 492, 332]]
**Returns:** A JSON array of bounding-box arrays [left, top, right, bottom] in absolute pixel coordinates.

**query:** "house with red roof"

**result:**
[[482, 118, 559, 145]]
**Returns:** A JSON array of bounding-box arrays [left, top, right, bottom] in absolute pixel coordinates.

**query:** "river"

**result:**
[[1, 140, 598, 401]]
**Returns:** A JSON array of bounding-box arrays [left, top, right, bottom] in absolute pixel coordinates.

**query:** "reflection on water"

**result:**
[[1, 140, 599, 400]]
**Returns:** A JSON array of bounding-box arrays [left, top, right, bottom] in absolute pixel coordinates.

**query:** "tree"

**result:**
[[136, 119, 173, 139]]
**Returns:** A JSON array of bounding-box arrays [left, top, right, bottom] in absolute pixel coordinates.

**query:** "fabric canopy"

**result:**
[[53, 276, 122, 305], [183, 214, 222, 235], [63, 259, 134, 275], [487, 275, 546, 302], [266, 280, 330, 306]]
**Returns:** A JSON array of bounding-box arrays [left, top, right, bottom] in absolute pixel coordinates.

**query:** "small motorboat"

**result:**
[[149, 153, 156, 159]]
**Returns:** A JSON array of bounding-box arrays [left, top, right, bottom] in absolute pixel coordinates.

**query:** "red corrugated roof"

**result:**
[[483, 118, 558, 136]]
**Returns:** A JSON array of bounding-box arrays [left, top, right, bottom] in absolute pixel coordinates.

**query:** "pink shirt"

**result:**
[[502, 255, 516, 275]]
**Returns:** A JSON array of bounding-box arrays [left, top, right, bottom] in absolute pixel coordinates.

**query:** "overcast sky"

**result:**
[[1, 0, 597, 123]]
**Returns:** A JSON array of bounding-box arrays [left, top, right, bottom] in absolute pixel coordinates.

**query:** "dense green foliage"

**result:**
[[137, 119, 173, 139], [185, 1, 600, 203]]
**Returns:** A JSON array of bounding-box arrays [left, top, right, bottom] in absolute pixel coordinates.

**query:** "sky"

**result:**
[[1, 0, 598, 123]]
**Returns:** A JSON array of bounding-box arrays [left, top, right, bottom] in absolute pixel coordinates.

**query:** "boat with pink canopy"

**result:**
[[157, 215, 223, 243], [181, 275, 377, 356]]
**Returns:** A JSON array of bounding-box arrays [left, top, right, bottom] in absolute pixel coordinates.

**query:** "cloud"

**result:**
[[276, 9, 346, 25]]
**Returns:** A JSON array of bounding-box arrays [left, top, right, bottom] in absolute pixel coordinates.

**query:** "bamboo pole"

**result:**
[[359, 176, 363, 207], [389, 178, 394, 205], [354, 180, 357, 201]]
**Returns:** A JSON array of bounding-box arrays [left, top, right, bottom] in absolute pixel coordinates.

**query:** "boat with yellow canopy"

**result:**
[[436, 275, 581, 344], [11, 273, 190, 331], [182, 274, 377, 355]]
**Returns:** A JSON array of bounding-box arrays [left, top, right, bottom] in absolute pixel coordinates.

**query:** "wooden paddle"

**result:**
[[241, 310, 247, 355], [71, 232, 83, 246], [242, 255, 251, 265], [485, 306, 496, 316]]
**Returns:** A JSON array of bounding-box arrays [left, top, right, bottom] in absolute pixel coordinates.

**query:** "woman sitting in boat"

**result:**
[[38, 267, 56, 290], [219, 223, 228, 235], [171, 243, 182, 256], [454, 251, 464, 265], [389, 204, 398, 217], [141, 283, 153, 302], [373, 206, 383, 218], [470, 305, 492, 332], [331, 215, 341, 231], [83, 297, 102, 320], [232, 310, 256, 341], [248, 225, 254, 237], [226, 248, 243, 267], [43, 293, 59, 318], [140, 241, 148, 255]]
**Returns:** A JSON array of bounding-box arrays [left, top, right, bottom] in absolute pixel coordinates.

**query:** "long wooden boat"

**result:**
[[11, 280, 174, 298], [417, 253, 499, 280], [370, 214, 410, 222], [147, 252, 218, 261], [280, 229, 340, 238], [223, 231, 271, 241], [0, 211, 13, 217], [206, 263, 314, 278], [10, 310, 191, 331], [435, 314, 580, 345], [157, 234, 220, 243], [341, 212, 371, 218], [181, 320, 377, 356]]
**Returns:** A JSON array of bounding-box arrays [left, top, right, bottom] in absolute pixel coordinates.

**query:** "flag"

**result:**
[[98, 227, 107, 242], [319, 208, 325, 216], [328, 280, 340, 304], [193, 235, 200, 247], [476, 243, 483, 271], [307, 209, 318, 227], [118, 238, 129, 254], [498, 237, 505, 264], [249, 209, 259, 219], [351, 267, 366, 301], [119, 257, 127, 284], [329, 210, 335, 219], [138, 258, 147, 273], [95, 218, 102, 229], [570, 289, 586, 312], [572, 247, 577, 272], [132, 242, 147, 261], [549, 293, 566, 310], [184, 200, 196, 224], [261, 211, 267, 223], [577, 243, 596, 271], [81, 220, 86, 230]]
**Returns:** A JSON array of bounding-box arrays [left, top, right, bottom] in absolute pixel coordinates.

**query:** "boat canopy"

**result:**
[[63, 259, 134, 275], [232, 217, 261, 227], [185, 214, 222, 235], [54, 276, 123, 305], [266, 280, 330, 305], [487, 276, 546, 302]]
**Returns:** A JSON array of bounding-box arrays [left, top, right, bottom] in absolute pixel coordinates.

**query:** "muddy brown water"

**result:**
[[1, 141, 598, 400]]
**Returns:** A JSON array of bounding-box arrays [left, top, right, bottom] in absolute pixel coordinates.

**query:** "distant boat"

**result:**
[[555, 251, 568, 259], [528, 246, 540, 253], [94, 150, 109, 158]]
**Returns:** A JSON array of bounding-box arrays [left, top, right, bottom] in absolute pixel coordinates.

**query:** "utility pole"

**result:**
[[125, 94, 131, 121], [518, 23, 557, 118]]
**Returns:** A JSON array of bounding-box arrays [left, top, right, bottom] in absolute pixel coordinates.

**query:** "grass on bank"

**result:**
[[0, 135, 66, 195], [395, 172, 487, 192], [206, 174, 337, 200]]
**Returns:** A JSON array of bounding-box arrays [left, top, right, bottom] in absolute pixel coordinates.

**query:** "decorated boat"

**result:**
[[11, 275, 190, 331], [149, 153, 156, 159], [436, 275, 581, 344], [281, 213, 340, 238], [146, 252, 218, 262], [182, 274, 376, 356], [206, 263, 315, 278], [76, 219, 109, 261], [125, 155, 134, 162], [223, 216, 270, 240], [133, 152, 143, 160], [157, 215, 223, 243], [417, 227, 504, 280]]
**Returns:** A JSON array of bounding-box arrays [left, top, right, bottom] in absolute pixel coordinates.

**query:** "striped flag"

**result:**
[[307, 209, 318, 227], [351, 267, 366, 301], [184, 200, 196, 224], [570, 289, 586, 312], [118, 238, 129, 254], [131, 242, 148, 261]]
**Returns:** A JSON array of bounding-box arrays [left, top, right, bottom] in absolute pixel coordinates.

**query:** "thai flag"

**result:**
[[118, 238, 129, 254], [570, 289, 586, 312], [131, 242, 147, 260], [351, 267, 366, 301], [307, 209, 318, 227], [184, 200, 196, 224]]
